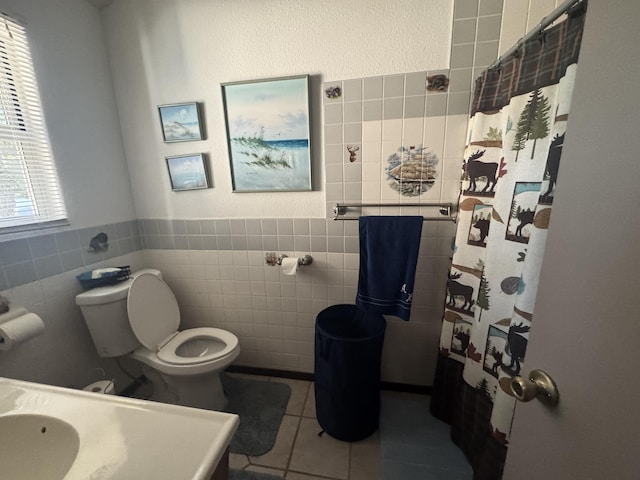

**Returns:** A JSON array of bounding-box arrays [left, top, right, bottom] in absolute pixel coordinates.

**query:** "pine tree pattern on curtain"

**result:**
[[431, 4, 587, 478]]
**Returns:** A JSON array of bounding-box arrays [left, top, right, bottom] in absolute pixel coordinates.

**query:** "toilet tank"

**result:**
[[76, 268, 162, 357]]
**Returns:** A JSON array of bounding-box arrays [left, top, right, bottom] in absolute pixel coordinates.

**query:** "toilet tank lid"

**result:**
[[75, 268, 162, 306]]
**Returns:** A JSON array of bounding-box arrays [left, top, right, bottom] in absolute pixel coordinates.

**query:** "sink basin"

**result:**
[[0, 377, 239, 479], [0, 414, 79, 479]]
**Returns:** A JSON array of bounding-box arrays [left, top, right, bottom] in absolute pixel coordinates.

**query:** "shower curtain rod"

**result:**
[[332, 202, 455, 222], [488, 0, 583, 71]]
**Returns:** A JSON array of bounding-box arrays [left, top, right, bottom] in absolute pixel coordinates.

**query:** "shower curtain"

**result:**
[[430, 3, 587, 479]]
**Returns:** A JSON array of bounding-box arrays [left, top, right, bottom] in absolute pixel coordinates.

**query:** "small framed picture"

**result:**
[[158, 102, 204, 142], [165, 153, 210, 191]]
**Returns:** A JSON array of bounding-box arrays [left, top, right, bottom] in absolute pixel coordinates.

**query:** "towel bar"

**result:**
[[332, 202, 456, 222]]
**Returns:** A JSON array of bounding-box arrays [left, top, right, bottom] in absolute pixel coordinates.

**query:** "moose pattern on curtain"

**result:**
[[431, 4, 587, 478]]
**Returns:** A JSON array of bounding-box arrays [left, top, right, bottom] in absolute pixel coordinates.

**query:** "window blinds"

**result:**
[[0, 14, 67, 231]]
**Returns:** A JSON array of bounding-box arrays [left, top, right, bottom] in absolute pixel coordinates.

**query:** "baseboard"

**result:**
[[119, 375, 148, 397], [226, 365, 431, 395], [380, 381, 432, 395], [226, 365, 314, 382]]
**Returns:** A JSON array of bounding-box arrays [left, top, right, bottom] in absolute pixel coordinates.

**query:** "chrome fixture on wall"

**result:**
[[264, 252, 313, 267], [278, 254, 313, 266], [332, 202, 455, 222]]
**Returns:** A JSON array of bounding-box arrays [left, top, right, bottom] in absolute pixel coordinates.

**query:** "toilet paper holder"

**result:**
[[279, 254, 313, 266], [265, 252, 313, 266]]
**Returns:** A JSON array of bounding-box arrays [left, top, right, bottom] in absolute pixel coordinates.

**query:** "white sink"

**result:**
[[0, 377, 239, 479], [0, 414, 80, 478]]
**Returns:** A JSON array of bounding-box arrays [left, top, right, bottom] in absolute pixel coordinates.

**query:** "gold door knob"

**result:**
[[508, 369, 559, 406]]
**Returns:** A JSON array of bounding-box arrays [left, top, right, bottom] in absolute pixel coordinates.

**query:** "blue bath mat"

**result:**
[[221, 373, 291, 456]]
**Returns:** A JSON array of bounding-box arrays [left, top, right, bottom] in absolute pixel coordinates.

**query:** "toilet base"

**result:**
[[140, 365, 228, 411]]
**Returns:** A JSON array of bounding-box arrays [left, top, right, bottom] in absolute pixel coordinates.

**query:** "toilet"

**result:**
[[75, 269, 240, 410]]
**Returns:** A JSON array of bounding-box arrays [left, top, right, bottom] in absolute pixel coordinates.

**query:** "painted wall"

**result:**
[[0, 0, 570, 390], [101, 0, 453, 220], [0, 0, 139, 390], [0, 0, 136, 232], [0, 0, 495, 388], [317, 0, 505, 383], [99, 0, 506, 386]]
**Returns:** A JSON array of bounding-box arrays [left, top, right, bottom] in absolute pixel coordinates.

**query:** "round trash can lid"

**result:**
[[316, 304, 386, 340]]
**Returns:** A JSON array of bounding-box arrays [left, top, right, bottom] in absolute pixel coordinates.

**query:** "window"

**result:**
[[0, 14, 67, 232]]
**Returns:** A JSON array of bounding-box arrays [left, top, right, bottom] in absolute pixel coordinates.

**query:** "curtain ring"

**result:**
[[513, 41, 522, 60], [538, 29, 547, 45]]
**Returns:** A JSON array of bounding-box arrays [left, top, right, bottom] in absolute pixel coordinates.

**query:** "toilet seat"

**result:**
[[127, 273, 180, 351], [127, 273, 237, 366], [158, 328, 239, 365]]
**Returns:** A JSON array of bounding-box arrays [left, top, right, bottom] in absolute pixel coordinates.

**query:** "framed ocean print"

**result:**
[[165, 153, 210, 191], [158, 102, 204, 143], [221, 75, 312, 192]]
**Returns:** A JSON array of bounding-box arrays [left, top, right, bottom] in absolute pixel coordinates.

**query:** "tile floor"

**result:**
[[380, 390, 472, 479], [228, 374, 472, 480], [228, 374, 379, 480], [128, 372, 470, 479]]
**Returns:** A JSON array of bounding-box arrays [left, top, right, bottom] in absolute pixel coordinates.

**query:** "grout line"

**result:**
[[282, 389, 306, 478], [286, 467, 345, 480], [286, 468, 345, 480]]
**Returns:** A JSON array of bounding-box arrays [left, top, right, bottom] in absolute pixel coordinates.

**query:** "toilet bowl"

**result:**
[[76, 269, 240, 411], [127, 272, 239, 409]]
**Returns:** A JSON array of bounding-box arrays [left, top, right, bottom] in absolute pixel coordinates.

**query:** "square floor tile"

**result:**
[[249, 415, 300, 469], [285, 473, 327, 480], [350, 431, 382, 480], [289, 417, 350, 479], [302, 386, 316, 418], [229, 453, 249, 470], [271, 377, 310, 416], [379, 392, 472, 478], [245, 465, 286, 477], [383, 459, 471, 480]]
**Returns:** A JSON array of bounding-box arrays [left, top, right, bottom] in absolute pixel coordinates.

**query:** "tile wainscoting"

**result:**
[[139, 215, 455, 386], [0, 215, 454, 386]]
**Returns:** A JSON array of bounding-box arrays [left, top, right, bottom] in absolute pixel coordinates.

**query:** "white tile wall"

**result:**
[[143, 238, 453, 385], [323, 43, 508, 385], [0, 251, 146, 390]]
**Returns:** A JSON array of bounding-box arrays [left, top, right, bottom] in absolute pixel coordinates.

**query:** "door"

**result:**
[[503, 2, 640, 478]]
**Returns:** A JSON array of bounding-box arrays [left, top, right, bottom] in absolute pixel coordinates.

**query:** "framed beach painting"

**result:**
[[158, 102, 204, 142], [166, 153, 210, 191], [221, 75, 312, 192]]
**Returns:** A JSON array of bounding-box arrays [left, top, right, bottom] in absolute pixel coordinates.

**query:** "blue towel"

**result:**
[[356, 216, 423, 321]]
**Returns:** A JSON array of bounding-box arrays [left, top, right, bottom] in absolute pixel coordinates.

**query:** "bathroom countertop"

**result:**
[[0, 377, 239, 479]]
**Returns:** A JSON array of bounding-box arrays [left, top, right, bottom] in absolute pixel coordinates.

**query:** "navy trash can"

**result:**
[[314, 304, 386, 441]]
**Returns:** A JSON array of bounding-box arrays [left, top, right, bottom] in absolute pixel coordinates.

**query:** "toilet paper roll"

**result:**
[[0, 305, 29, 323], [281, 257, 298, 276], [83, 380, 115, 395], [0, 313, 45, 351]]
